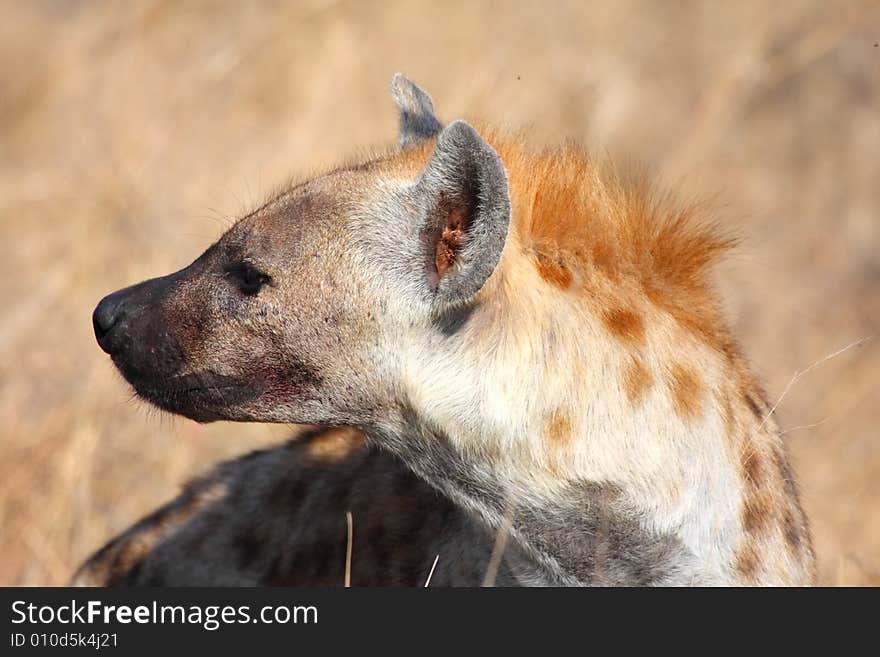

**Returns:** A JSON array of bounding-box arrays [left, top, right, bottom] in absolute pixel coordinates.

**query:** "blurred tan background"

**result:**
[[1, 0, 878, 585]]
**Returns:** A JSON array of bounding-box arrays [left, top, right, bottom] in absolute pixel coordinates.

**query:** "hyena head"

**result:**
[[93, 75, 508, 426]]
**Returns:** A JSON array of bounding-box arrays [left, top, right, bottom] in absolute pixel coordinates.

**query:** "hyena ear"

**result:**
[[416, 120, 511, 310], [391, 73, 443, 148]]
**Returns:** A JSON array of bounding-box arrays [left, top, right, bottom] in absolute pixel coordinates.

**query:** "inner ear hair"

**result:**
[[435, 207, 467, 279], [424, 198, 468, 290]]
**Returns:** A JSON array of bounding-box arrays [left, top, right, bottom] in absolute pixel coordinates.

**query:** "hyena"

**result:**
[[79, 74, 814, 586], [73, 426, 523, 586]]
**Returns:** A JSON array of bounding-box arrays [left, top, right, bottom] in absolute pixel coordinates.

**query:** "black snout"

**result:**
[[93, 289, 128, 354]]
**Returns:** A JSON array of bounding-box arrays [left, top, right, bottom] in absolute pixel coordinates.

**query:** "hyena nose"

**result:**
[[92, 290, 127, 354]]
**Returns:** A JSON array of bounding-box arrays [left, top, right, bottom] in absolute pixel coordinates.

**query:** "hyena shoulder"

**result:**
[[73, 427, 526, 587]]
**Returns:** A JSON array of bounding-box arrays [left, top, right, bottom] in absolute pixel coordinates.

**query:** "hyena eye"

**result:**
[[225, 262, 271, 296]]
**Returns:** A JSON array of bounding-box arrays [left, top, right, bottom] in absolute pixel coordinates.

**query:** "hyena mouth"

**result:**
[[133, 373, 262, 422]]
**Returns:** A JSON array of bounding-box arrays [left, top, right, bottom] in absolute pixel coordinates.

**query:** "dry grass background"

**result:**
[[1, 0, 878, 586]]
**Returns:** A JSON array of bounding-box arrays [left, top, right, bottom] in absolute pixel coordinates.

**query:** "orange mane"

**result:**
[[381, 126, 737, 349]]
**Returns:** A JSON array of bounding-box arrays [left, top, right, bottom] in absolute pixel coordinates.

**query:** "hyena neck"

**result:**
[[390, 136, 814, 584], [395, 278, 813, 585], [370, 414, 698, 585]]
